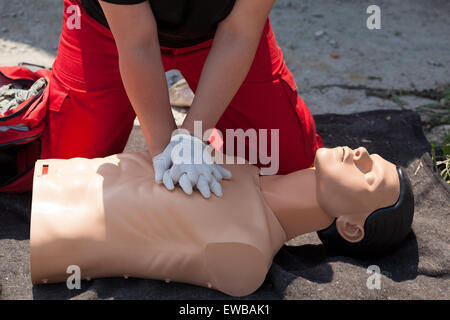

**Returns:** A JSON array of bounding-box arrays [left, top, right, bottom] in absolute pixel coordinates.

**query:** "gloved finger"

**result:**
[[210, 178, 223, 198], [153, 157, 169, 183], [211, 166, 223, 181], [179, 173, 193, 195], [154, 167, 164, 183], [162, 170, 174, 191], [197, 175, 211, 199], [186, 169, 200, 185], [169, 165, 184, 183], [215, 165, 232, 180], [197, 167, 213, 183]]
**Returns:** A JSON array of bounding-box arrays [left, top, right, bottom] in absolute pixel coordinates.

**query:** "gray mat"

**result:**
[[0, 110, 448, 300]]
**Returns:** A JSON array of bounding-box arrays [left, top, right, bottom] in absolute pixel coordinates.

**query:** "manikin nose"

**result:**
[[353, 147, 369, 160], [352, 147, 372, 169]]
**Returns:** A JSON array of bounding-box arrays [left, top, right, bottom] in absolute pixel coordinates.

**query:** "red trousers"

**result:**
[[42, 0, 322, 174]]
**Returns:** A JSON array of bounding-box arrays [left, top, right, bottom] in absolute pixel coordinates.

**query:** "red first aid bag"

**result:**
[[0, 66, 52, 193]]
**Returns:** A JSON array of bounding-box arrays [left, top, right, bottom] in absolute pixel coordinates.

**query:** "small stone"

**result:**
[[169, 78, 194, 108], [427, 60, 443, 67], [166, 70, 183, 87], [314, 30, 326, 39], [165, 278, 171, 283], [123, 274, 129, 279], [1, 27, 8, 33], [368, 75, 382, 81], [42, 279, 48, 284], [328, 39, 339, 48], [207, 282, 212, 288], [11, 13, 17, 18], [330, 53, 340, 59]]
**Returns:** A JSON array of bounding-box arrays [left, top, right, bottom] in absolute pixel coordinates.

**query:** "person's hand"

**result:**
[[153, 134, 232, 198], [152, 134, 196, 185], [152, 142, 175, 186]]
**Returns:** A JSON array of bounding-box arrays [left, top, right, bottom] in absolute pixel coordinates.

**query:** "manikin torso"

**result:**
[[30, 152, 287, 297]]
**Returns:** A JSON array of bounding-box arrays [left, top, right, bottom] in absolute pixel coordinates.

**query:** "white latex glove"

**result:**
[[153, 134, 232, 198], [152, 144, 174, 185]]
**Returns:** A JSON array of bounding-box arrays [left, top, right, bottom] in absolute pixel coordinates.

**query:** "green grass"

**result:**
[[431, 132, 450, 184], [419, 88, 450, 184], [436, 155, 450, 183]]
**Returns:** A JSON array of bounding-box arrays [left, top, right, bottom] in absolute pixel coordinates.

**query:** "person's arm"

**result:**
[[99, 1, 177, 156], [181, 0, 276, 135]]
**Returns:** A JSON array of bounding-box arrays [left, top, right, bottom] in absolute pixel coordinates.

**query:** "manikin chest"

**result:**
[[30, 152, 286, 296]]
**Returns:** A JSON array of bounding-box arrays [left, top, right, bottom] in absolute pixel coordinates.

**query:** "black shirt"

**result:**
[[81, 0, 236, 48]]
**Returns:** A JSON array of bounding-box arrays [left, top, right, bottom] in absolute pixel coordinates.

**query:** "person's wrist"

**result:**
[[148, 140, 168, 158], [141, 127, 171, 157]]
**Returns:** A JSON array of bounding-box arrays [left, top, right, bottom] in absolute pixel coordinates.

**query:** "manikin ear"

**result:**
[[335, 216, 365, 243]]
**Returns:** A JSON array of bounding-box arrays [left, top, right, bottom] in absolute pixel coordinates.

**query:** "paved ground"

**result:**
[[1, 0, 449, 120]]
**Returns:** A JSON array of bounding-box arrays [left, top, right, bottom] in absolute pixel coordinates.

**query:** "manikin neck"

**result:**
[[260, 168, 334, 241]]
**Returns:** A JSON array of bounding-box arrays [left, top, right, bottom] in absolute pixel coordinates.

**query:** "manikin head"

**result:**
[[314, 147, 414, 257]]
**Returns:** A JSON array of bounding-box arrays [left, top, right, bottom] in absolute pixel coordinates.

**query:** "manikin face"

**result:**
[[314, 147, 400, 243]]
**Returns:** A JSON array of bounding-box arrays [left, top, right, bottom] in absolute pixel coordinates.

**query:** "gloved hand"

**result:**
[[152, 133, 232, 198], [152, 133, 198, 185]]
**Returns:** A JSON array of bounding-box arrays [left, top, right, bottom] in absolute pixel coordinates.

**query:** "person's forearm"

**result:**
[[181, 31, 261, 135], [118, 44, 177, 156], [181, 0, 275, 136]]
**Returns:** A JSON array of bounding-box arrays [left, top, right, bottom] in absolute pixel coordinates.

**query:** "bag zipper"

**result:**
[[0, 133, 42, 148], [0, 71, 35, 87]]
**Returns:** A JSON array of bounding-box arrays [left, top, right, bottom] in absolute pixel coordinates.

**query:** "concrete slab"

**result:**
[[1, 0, 448, 115], [0, 0, 448, 141]]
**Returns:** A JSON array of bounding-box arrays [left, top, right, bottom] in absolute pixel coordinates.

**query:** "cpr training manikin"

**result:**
[[30, 147, 415, 297]]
